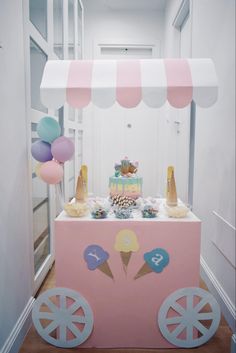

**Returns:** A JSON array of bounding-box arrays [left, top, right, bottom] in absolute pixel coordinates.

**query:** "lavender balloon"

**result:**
[[31, 140, 53, 162], [51, 136, 75, 163]]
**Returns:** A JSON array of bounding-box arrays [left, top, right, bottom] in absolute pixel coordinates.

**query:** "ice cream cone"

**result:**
[[166, 166, 177, 207], [134, 262, 153, 280], [120, 251, 132, 273], [81, 165, 88, 197], [114, 229, 140, 274], [98, 261, 114, 279], [76, 173, 85, 202]]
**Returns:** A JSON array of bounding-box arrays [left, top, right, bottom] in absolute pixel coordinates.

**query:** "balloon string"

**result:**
[[56, 182, 65, 210]]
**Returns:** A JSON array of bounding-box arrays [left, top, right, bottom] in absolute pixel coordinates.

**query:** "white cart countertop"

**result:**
[[56, 198, 200, 223]]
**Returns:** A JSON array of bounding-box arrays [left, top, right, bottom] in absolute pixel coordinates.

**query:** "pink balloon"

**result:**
[[39, 161, 63, 184], [51, 136, 75, 163]]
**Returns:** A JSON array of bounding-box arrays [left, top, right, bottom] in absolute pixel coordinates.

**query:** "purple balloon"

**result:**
[[51, 136, 74, 162], [31, 140, 53, 162]]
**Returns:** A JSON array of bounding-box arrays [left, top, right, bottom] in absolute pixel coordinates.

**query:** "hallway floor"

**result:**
[[19, 265, 232, 353]]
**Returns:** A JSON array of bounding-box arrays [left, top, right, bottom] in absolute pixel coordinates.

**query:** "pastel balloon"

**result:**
[[37, 117, 61, 143], [31, 140, 53, 162], [39, 161, 63, 184], [51, 136, 75, 162], [35, 162, 43, 178]]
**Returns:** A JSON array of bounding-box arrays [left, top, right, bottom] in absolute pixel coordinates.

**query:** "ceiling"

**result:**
[[82, 0, 167, 11]]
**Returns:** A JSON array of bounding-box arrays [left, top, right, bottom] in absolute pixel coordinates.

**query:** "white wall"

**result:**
[[82, 5, 165, 195], [163, 0, 235, 332], [191, 0, 235, 330], [83, 7, 164, 59], [157, 0, 191, 203], [0, 0, 34, 351]]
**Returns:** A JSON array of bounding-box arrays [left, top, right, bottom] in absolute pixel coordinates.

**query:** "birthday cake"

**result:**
[[109, 157, 142, 199]]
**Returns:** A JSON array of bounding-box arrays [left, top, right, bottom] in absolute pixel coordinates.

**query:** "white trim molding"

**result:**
[[0, 297, 35, 353], [200, 256, 236, 332], [231, 333, 236, 353], [172, 0, 190, 29], [94, 38, 161, 59]]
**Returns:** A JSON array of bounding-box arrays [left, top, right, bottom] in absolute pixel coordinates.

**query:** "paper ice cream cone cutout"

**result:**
[[114, 229, 139, 273], [84, 245, 113, 280], [134, 248, 169, 280], [134, 262, 153, 279], [120, 251, 132, 273], [97, 261, 114, 279]]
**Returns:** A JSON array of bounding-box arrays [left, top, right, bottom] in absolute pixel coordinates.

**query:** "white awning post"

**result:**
[[188, 101, 196, 210]]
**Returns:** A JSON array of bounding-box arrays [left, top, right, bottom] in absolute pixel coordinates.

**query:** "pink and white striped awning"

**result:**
[[40, 59, 218, 109]]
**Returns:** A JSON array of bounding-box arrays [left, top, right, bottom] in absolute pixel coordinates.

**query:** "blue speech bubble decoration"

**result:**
[[83, 245, 114, 279], [144, 248, 169, 273]]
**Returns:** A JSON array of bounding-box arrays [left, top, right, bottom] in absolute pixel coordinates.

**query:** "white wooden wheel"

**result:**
[[32, 287, 93, 348], [157, 287, 221, 348]]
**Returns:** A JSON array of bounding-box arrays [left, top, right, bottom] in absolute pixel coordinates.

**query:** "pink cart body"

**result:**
[[55, 209, 201, 349]]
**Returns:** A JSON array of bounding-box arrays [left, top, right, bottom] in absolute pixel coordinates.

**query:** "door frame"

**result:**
[[23, 0, 84, 294], [94, 38, 160, 59]]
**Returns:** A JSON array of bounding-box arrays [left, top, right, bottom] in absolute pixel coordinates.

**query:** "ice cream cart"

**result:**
[[32, 59, 220, 349]]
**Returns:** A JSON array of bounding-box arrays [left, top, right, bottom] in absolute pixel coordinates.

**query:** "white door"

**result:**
[[24, 0, 84, 294], [86, 41, 162, 198]]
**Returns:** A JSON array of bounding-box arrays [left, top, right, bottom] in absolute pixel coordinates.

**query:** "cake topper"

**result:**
[[114, 157, 139, 177]]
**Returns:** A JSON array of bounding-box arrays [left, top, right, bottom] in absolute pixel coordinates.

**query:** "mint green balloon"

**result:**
[[37, 117, 61, 143]]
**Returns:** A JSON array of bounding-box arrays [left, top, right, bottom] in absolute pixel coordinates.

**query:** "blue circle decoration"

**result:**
[[157, 287, 221, 348], [32, 287, 94, 348], [37, 116, 61, 143], [144, 248, 169, 273]]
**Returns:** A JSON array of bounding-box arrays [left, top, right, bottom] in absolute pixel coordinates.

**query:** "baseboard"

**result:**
[[0, 297, 35, 353], [200, 255, 236, 331]]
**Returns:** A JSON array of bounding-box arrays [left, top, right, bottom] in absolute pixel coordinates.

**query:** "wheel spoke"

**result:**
[[59, 295, 66, 310], [44, 298, 58, 313], [67, 301, 82, 315], [186, 324, 193, 341], [166, 316, 183, 325], [171, 323, 186, 338], [197, 312, 214, 320], [171, 302, 186, 316], [59, 323, 67, 341], [67, 322, 83, 339], [193, 297, 208, 313], [187, 294, 193, 310], [194, 320, 209, 335], [72, 315, 86, 324], [44, 320, 59, 335]]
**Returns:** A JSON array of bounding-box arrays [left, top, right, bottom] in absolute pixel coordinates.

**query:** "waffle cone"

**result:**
[[75, 175, 85, 202], [98, 261, 114, 279], [120, 251, 132, 273], [134, 262, 153, 280]]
